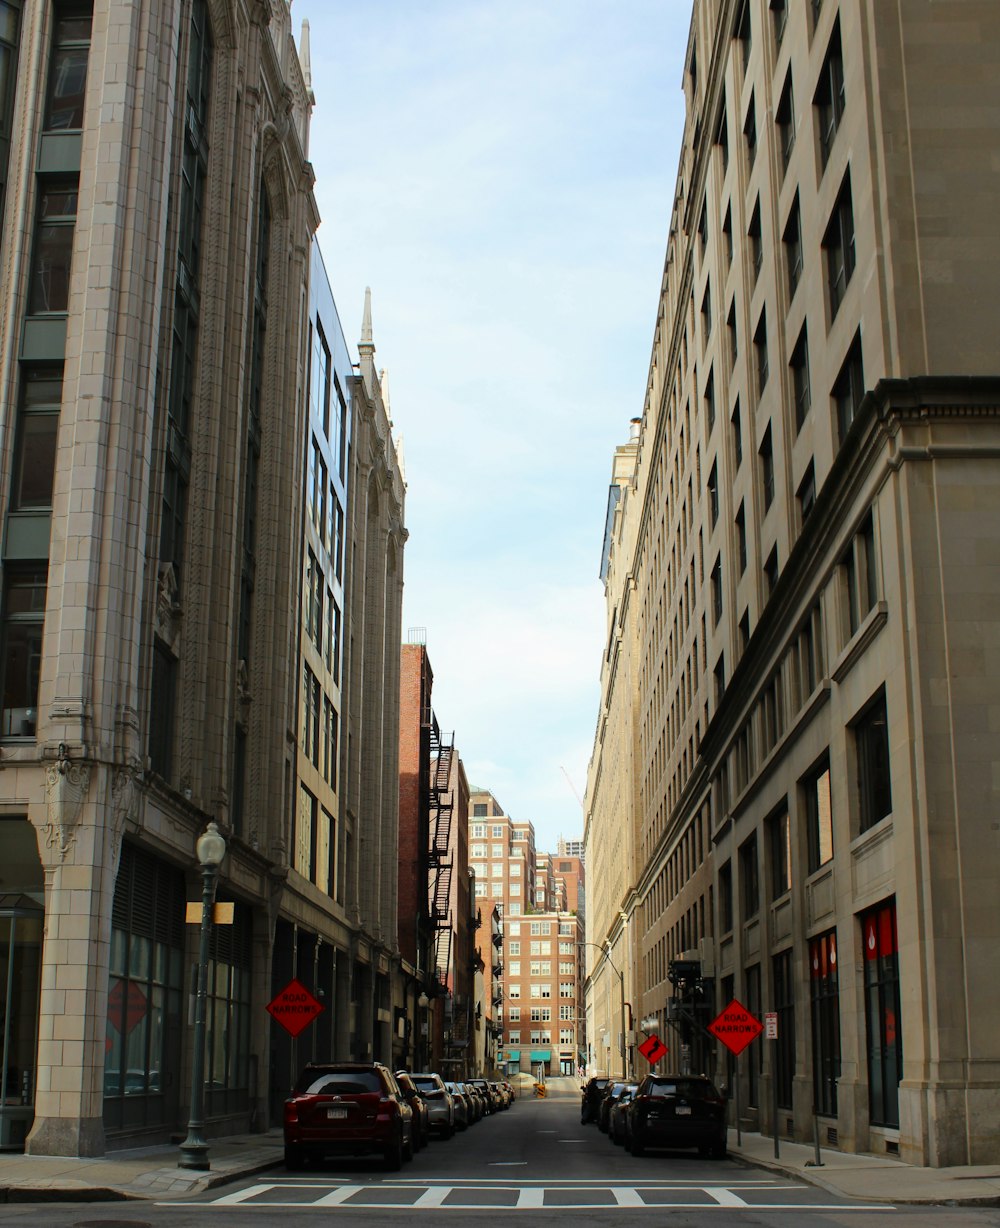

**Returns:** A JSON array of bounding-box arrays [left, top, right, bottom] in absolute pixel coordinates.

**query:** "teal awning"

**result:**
[[504, 1050, 520, 1061], [529, 1049, 551, 1062]]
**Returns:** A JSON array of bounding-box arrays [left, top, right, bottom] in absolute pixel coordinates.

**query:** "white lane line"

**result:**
[[313, 1184, 365, 1206], [211, 1183, 277, 1205], [611, 1187, 645, 1207], [490, 1161, 528, 1166]]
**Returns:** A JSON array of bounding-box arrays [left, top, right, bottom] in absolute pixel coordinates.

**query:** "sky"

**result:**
[[293, 0, 689, 852]]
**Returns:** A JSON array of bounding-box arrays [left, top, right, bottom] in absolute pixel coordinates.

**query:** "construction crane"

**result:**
[[560, 766, 584, 811]]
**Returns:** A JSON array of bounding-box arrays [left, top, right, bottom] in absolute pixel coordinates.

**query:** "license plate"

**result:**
[[675, 1105, 692, 1115], [327, 1107, 347, 1119]]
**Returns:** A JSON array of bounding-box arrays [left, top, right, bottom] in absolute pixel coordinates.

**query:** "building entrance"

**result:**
[[0, 898, 43, 1150]]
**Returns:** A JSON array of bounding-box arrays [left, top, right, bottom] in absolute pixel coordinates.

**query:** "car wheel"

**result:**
[[284, 1145, 305, 1171], [403, 1128, 414, 1162], [384, 1136, 404, 1171]]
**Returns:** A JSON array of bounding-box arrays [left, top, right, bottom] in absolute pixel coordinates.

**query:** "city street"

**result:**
[[1, 1085, 999, 1226]]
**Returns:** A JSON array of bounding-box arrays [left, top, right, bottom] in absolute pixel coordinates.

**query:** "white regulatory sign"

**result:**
[[765, 1011, 778, 1039]]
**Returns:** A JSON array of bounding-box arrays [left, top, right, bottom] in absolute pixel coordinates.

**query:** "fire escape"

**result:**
[[426, 714, 454, 996]]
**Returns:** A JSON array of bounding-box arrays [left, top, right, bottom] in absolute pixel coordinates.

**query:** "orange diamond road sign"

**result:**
[[638, 1033, 669, 1065], [107, 978, 147, 1036], [266, 978, 324, 1038], [708, 998, 763, 1056]]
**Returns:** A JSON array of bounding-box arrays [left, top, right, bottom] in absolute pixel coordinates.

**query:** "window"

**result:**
[[473, 807, 487, 819], [701, 280, 712, 346], [855, 690, 891, 832], [735, 503, 747, 574], [797, 462, 816, 526], [716, 107, 729, 171], [810, 929, 840, 1116], [739, 609, 750, 653], [740, 833, 759, 919], [770, 0, 787, 48], [28, 183, 78, 313], [559, 941, 573, 954], [824, 174, 855, 319], [474, 881, 486, 898], [44, 10, 91, 132], [722, 205, 733, 264], [736, 1, 751, 73], [11, 371, 61, 510], [711, 555, 723, 627], [2, 567, 47, 739], [714, 655, 726, 707], [841, 510, 878, 634], [769, 811, 791, 897], [697, 200, 708, 255], [815, 21, 845, 167], [745, 963, 762, 1104], [508, 984, 520, 999], [559, 983, 574, 998], [754, 312, 768, 395], [301, 665, 320, 767], [748, 200, 762, 286], [719, 860, 733, 932], [491, 863, 503, 878], [759, 423, 774, 508], [804, 756, 833, 872], [783, 196, 803, 297], [743, 93, 757, 169], [322, 697, 338, 788], [776, 72, 794, 172], [559, 961, 573, 974], [704, 368, 716, 432], [731, 399, 743, 467], [862, 900, 901, 1127], [727, 303, 738, 372], [764, 546, 779, 597], [708, 461, 719, 528], [509, 1006, 520, 1021], [492, 843, 504, 857], [833, 330, 865, 443], [790, 326, 811, 429], [491, 883, 503, 898], [773, 950, 795, 1109], [492, 824, 504, 837]]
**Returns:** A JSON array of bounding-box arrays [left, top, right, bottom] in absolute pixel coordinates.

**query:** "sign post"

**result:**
[[765, 1011, 779, 1158], [708, 998, 764, 1152]]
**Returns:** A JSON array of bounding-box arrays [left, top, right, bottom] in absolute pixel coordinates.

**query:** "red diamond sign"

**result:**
[[107, 978, 147, 1036], [708, 998, 763, 1057], [267, 978, 324, 1038], [638, 1033, 669, 1065]]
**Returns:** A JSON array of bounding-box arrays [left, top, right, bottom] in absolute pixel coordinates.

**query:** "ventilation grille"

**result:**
[[826, 1126, 839, 1146]]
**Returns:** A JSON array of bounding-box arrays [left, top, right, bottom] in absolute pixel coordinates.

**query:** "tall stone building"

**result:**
[[0, 0, 406, 1156], [586, 0, 1000, 1166]]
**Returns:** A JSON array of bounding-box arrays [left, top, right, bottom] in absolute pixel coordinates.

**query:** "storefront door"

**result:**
[[0, 899, 43, 1150]]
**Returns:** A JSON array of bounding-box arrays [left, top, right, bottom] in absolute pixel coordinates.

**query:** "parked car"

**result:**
[[461, 1082, 483, 1122], [502, 1080, 516, 1105], [609, 1083, 638, 1144], [283, 1062, 414, 1171], [467, 1081, 489, 1117], [410, 1072, 456, 1138], [626, 1074, 727, 1159], [488, 1081, 508, 1110], [467, 1078, 494, 1114], [580, 1076, 610, 1124], [395, 1071, 430, 1150], [598, 1080, 633, 1133], [444, 1081, 469, 1130]]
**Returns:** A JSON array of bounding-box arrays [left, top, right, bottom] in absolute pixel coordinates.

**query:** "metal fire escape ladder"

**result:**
[[426, 717, 455, 993]]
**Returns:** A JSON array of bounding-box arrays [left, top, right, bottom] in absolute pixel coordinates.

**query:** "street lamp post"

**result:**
[[178, 821, 227, 1170], [579, 942, 628, 1080]]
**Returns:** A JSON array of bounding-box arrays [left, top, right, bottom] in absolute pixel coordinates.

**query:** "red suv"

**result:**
[[283, 1062, 414, 1171]]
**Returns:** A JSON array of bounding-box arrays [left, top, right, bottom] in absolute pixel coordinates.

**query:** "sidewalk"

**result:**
[[728, 1128, 1000, 1207], [0, 1129, 285, 1203]]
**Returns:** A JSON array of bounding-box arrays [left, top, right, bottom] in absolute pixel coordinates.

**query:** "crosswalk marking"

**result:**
[[705, 1187, 749, 1207], [175, 1178, 896, 1213], [313, 1184, 365, 1206]]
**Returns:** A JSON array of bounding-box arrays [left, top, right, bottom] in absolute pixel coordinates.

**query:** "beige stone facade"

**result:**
[[585, 0, 1000, 1165], [0, 0, 406, 1155]]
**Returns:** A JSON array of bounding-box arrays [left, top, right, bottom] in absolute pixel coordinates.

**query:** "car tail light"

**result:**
[[377, 1096, 400, 1122], [284, 1098, 300, 1125]]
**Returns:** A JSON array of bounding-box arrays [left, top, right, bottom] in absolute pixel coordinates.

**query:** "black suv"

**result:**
[[626, 1074, 727, 1158], [580, 1075, 610, 1124]]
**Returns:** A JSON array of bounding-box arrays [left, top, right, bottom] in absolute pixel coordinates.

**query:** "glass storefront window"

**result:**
[[862, 900, 901, 1128], [0, 902, 43, 1150]]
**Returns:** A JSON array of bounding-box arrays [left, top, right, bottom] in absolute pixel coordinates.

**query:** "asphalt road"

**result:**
[[4, 1086, 1000, 1227]]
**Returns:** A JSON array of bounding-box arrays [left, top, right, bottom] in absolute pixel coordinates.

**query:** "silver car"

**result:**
[[410, 1072, 455, 1138]]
